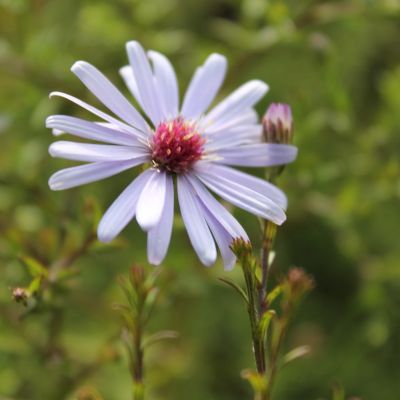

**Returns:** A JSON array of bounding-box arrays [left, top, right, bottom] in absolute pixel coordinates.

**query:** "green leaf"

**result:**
[[145, 287, 159, 309], [117, 275, 137, 308], [282, 345, 311, 366], [20, 255, 48, 278], [258, 310, 276, 341], [144, 267, 161, 290], [332, 383, 346, 400], [241, 369, 267, 393], [142, 330, 179, 348], [265, 284, 282, 306], [55, 267, 80, 281], [112, 303, 136, 331], [27, 276, 42, 295], [219, 277, 249, 304]]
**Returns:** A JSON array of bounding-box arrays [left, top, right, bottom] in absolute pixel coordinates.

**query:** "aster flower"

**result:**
[[47, 41, 297, 270]]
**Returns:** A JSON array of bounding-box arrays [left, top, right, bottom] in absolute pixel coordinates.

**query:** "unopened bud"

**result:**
[[286, 267, 314, 297], [130, 264, 146, 289], [230, 237, 252, 261], [262, 103, 293, 144], [12, 287, 28, 306]]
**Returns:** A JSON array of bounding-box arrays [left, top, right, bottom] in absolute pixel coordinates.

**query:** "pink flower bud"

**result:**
[[262, 103, 294, 144]]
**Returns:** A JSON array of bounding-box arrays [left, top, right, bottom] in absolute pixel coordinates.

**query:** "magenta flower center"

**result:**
[[151, 118, 205, 173]]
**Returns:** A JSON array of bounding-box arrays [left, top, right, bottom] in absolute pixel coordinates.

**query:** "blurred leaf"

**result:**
[[332, 383, 346, 400], [27, 276, 42, 295], [55, 267, 80, 282], [142, 330, 179, 348], [219, 277, 249, 304], [241, 369, 267, 393], [258, 309, 276, 342], [266, 284, 282, 306], [20, 255, 48, 278], [282, 345, 311, 367]]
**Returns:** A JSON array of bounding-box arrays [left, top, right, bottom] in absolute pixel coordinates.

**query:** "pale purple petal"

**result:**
[[126, 41, 163, 125], [200, 205, 237, 271], [194, 162, 287, 209], [71, 61, 149, 132], [119, 65, 143, 108], [148, 50, 179, 119], [185, 174, 248, 240], [46, 115, 144, 146], [193, 163, 286, 224], [202, 108, 258, 133], [97, 169, 152, 242], [181, 54, 227, 119], [204, 125, 262, 151], [49, 91, 148, 140], [215, 143, 298, 167], [136, 169, 167, 231], [52, 128, 63, 136], [204, 81, 268, 130], [49, 159, 146, 190], [177, 175, 217, 266], [147, 175, 174, 265], [49, 141, 148, 162]]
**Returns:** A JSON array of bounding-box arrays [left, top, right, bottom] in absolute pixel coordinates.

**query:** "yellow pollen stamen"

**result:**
[[183, 133, 194, 141]]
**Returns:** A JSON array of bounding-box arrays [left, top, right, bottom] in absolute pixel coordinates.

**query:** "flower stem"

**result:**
[[241, 253, 266, 375], [132, 324, 145, 400], [265, 319, 288, 400], [260, 221, 277, 312]]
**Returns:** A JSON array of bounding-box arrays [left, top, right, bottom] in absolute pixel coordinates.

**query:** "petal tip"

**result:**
[[148, 255, 162, 266], [71, 60, 87, 73], [48, 176, 60, 191], [48, 143, 57, 157], [201, 249, 217, 267], [126, 40, 141, 52], [137, 215, 160, 232], [223, 259, 237, 271], [274, 212, 287, 226], [97, 227, 114, 244]]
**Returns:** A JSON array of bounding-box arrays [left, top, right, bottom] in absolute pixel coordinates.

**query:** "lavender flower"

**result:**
[[47, 41, 297, 269]]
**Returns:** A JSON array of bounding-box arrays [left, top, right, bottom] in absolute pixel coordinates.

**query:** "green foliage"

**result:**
[[1, 0, 400, 399]]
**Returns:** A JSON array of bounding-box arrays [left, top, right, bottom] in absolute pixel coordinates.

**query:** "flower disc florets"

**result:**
[[151, 117, 205, 173]]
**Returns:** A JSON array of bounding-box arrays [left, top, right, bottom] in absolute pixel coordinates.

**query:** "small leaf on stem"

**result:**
[[282, 345, 311, 366], [20, 255, 48, 278], [219, 277, 249, 304], [258, 310, 276, 342], [142, 330, 179, 348]]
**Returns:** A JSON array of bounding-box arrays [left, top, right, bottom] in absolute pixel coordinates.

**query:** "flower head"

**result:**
[[47, 41, 298, 270], [151, 118, 204, 173], [262, 103, 293, 144]]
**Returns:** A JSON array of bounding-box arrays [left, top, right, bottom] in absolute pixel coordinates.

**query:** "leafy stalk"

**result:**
[[115, 266, 177, 400]]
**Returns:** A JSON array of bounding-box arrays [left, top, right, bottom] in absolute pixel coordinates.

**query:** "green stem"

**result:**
[[133, 382, 145, 400], [242, 259, 266, 375], [260, 221, 277, 312], [132, 316, 145, 400], [266, 319, 289, 399]]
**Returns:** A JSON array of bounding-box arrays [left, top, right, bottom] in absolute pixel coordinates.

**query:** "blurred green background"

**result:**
[[1, 0, 400, 399]]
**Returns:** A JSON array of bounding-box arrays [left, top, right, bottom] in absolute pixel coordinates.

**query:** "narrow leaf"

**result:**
[[219, 277, 249, 304], [265, 284, 282, 306], [142, 330, 179, 348], [20, 255, 48, 278], [332, 383, 346, 400], [27, 276, 42, 295], [258, 309, 276, 341], [241, 369, 267, 393], [282, 345, 311, 366]]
